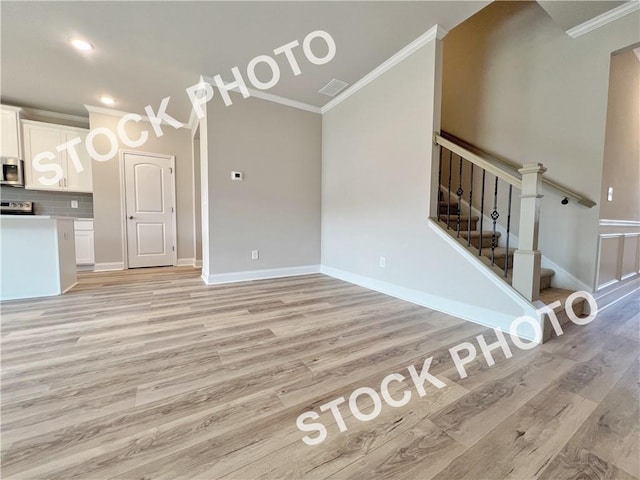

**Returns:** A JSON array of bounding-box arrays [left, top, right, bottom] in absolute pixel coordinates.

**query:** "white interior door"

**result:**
[[123, 152, 176, 268]]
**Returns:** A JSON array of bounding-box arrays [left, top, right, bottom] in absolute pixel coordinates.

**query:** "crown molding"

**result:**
[[244, 88, 321, 114], [22, 107, 88, 124], [320, 24, 448, 114], [200, 77, 321, 114], [84, 104, 190, 128], [0, 104, 23, 113], [566, 1, 640, 39]]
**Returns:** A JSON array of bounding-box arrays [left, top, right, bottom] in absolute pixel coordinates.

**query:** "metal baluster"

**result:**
[[437, 145, 443, 218], [456, 155, 464, 237], [447, 150, 453, 230], [478, 170, 486, 256], [490, 176, 499, 266], [468, 164, 474, 247], [504, 185, 513, 278]]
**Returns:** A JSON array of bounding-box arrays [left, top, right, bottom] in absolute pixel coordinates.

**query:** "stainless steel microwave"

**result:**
[[1, 157, 25, 187]]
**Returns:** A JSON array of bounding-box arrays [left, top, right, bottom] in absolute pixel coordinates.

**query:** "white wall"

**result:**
[[441, 1, 640, 288], [322, 38, 538, 336]]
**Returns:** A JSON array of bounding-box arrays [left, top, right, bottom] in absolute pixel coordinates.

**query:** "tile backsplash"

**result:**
[[0, 186, 93, 218]]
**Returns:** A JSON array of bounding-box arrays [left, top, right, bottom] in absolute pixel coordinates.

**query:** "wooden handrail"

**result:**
[[434, 131, 596, 208], [434, 133, 522, 189]]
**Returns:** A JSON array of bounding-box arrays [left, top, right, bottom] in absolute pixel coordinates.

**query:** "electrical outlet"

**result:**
[[71, 200, 78, 209], [251, 250, 259, 260], [607, 187, 614, 202], [379, 256, 386, 268]]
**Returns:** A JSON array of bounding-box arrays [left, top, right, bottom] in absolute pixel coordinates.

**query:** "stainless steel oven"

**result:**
[[1, 157, 25, 187]]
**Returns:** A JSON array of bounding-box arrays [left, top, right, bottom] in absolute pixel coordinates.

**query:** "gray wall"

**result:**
[[192, 127, 202, 263], [205, 93, 321, 274], [89, 112, 194, 265], [322, 38, 536, 333], [441, 1, 640, 288], [0, 186, 93, 218]]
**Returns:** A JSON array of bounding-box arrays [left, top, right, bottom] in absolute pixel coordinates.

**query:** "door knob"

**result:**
[[128, 216, 134, 220]]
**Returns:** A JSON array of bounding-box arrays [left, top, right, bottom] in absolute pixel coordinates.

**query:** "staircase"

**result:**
[[433, 132, 595, 342], [437, 194, 555, 291]]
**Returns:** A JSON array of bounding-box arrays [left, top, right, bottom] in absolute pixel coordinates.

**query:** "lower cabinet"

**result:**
[[74, 219, 95, 265]]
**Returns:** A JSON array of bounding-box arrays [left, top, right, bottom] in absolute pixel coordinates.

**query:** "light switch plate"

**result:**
[[231, 171, 243, 181], [71, 200, 78, 208]]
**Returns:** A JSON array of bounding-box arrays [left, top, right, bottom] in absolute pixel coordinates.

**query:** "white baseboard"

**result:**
[[62, 281, 78, 294], [203, 265, 321, 285], [595, 276, 640, 312], [195, 259, 202, 268], [320, 264, 539, 342], [93, 262, 125, 272], [77, 264, 94, 272], [177, 258, 195, 267]]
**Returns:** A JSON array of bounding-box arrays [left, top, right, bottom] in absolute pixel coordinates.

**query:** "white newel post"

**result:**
[[512, 163, 546, 302]]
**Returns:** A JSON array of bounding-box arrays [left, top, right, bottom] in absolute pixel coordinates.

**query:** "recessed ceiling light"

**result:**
[[100, 96, 115, 106], [71, 38, 94, 51]]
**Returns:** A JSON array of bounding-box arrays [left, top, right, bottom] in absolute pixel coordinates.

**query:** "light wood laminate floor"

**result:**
[[1, 267, 638, 479]]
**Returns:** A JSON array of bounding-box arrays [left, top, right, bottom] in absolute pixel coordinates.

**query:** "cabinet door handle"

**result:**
[[128, 216, 134, 220]]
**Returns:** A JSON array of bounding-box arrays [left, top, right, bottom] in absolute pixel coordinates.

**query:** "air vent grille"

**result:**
[[319, 79, 349, 97]]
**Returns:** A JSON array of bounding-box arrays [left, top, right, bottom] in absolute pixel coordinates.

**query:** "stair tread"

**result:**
[[505, 267, 555, 279], [538, 287, 576, 305]]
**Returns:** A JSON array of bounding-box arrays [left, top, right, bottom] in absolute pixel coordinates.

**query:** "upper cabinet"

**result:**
[[0, 106, 22, 159], [22, 120, 93, 193]]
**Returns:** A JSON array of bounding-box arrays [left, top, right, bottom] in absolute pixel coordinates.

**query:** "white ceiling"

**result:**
[[1, 1, 490, 122]]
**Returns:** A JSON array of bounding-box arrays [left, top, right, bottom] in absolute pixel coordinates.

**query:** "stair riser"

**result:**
[[542, 300, 586, 341], [439, 204, 458, 215], [488, 255, 514, 270], [540, 273, 552, 291], [440, 218, 478, 231], [469, 236, 500, 250]]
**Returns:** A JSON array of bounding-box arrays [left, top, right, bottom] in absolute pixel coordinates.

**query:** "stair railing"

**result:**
[[438, 132, 596, 208], [433, 132, 546, 302]]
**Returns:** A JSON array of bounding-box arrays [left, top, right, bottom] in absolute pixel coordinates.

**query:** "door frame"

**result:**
[[119, 149, 178, 269]]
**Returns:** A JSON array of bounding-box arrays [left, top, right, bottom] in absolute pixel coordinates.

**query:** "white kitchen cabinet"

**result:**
[[0, 105, 22, 159], [74, 219, 95, 265], [23, 120, 93, 192]]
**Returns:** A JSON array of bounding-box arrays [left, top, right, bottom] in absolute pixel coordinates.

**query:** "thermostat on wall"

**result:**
[[231, 171, 243, 181]]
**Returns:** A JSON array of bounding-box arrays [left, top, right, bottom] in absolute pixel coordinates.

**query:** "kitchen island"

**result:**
[[1, 216, 77, 301]]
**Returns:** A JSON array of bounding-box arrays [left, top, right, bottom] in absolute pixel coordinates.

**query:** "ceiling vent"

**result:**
[[319, 79, 349, 97]]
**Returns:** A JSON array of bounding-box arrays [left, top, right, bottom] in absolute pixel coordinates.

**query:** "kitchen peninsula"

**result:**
[[1, 216, 77, 301]]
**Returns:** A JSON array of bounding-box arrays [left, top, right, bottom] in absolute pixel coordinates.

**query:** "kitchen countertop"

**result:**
[[1, 215, 77, 221]]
